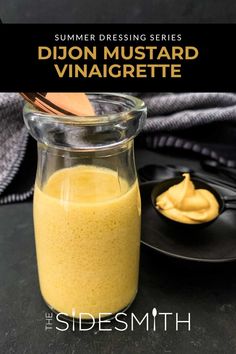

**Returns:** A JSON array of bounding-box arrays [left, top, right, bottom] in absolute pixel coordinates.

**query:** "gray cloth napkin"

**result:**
[[138, 92, 236, 132], [137, 92, 236, 167], [0, 93, 29, 203], [1, 92, 236, 203]]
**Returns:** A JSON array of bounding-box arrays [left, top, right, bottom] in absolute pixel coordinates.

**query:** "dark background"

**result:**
[[1, 0, 236, 23]]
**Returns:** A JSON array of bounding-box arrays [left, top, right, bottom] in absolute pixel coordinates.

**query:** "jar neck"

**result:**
[[38, 139, 134, 158], [23, 93, 146, 152], [36, 140, 137, 190]]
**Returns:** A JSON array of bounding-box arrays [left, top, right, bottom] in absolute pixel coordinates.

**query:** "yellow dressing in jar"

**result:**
[[156, 173, 219, 224], [34, 165, 141, 319]]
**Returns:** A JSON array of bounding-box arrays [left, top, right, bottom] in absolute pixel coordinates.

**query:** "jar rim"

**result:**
[[23, 92, 146, 126]]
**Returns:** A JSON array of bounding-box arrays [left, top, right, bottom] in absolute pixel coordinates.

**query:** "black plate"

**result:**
[[141, 181, 236, 263]]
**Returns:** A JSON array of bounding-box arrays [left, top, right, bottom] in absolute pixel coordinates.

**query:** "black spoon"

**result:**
[[138, 164, 236, 190], [201, 159, 236, 182], [151, 176, 236, 229], [138, 164, 179, 182]]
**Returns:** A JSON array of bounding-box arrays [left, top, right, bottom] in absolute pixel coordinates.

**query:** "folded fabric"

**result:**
[[137, 92, 236, 131], [0, 93, 33, 204], [136, 92, 236, 167]]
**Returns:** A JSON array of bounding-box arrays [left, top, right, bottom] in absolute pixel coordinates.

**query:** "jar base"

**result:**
[[43, 294, 137, 324]]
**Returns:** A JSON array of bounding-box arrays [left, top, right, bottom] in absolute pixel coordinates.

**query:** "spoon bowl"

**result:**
[[20, 92, 75, 115], [20, 92, 95, 116], [138, 164, 178, 182], [151, 177, 235, 229]]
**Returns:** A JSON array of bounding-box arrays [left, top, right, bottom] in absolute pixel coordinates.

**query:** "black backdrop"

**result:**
[[1, 0, 236, 24]]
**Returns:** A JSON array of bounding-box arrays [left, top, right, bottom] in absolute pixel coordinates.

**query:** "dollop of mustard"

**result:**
[[156, 173, 219, 224]]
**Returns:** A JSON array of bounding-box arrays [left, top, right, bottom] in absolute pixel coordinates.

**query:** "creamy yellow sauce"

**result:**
[[156, 173, 219, 224], [34, 166, 141, 318]]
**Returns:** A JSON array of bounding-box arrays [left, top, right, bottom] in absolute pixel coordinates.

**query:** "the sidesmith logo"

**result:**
[[44, 308, 191, 332]]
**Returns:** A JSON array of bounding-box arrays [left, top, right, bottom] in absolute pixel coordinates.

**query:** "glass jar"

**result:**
[[23, 93, 147, 321]]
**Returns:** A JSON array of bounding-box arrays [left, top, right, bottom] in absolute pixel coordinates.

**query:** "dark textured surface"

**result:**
[[1, 148, 236, 353], [1, 0, 236, 23]]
